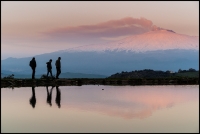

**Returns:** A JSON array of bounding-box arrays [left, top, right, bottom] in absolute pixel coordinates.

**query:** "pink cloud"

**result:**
[[21, 17, 171, 48], [43, 17, 156, 44]]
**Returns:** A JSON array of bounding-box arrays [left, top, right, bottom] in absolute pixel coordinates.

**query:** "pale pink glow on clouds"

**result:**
[[44, 17, 155, 44], [47, 17, 153, 34], [1, 1, 199, 59]]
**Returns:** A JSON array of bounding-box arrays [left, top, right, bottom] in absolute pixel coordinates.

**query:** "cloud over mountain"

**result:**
[[2, 23, 198, 76], [44, 17, 161, 44]]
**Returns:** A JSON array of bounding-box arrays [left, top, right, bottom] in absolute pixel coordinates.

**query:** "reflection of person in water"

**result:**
[[30, 86, 36, 108], [46, 86, 54, 106], [55, 86, 61, 108]]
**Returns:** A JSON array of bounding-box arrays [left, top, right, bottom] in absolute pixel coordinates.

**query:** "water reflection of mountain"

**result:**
[[59, 85, 198, 119], [27, 85, 198, 119]]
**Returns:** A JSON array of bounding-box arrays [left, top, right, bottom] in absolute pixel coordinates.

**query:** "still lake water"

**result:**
[[1, 85, 199, 133]]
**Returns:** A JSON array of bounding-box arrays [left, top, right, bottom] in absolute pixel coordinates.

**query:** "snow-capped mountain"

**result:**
[[65, 29, 199, 52], [1, 30, 199, 76]]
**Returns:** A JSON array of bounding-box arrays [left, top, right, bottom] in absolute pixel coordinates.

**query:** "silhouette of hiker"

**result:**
[[55, 86, 61, 108], [46, 59, 53, 78], [46, 86, 54, 106], [29, 57, 36, 79], [30, 86, 36, 108], [55, 57, 61, 79]]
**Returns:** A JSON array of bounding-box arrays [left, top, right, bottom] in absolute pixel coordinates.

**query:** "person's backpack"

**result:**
[[46, 62, 50, 68]]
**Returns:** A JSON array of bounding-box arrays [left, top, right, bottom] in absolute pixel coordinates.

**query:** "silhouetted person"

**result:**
[[29, 57, 36, 79], [46, 59, 53, 78], [55, 57, 61, 79], [46, 86, 54, 106], [55, 86, 61, 108], [30, 86, 36, 108]]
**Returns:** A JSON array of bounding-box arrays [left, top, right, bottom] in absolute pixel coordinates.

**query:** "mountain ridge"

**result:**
[[1, 70, 107, 78], [1, 30, 199, 76], [63, 30, 199, 53]]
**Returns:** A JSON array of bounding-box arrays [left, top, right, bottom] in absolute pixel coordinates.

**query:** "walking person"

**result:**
[[55, 57, 61, 79], [46, 59, 53, 78], [29, 57, 36, 79]]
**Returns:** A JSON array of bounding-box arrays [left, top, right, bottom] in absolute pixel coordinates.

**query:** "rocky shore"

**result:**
[[1, 77, 199, 88]]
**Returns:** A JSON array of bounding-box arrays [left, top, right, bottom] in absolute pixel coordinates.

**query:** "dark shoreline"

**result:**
[[1, 77, 199, 88]]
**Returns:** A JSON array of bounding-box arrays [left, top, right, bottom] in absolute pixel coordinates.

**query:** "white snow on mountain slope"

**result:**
[[64, 30, 199, 52]]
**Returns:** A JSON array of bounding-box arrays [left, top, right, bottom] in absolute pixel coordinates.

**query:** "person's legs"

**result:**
[[56, 67, 58, 79], [33, 68, 35, 79], [47, 70, 49, 77], [50, 69, 53, 77], [32, 68, 35, 79], [32, 69, 34, 79], [58, 68, 61, 78], [56, 67, 61, 79]]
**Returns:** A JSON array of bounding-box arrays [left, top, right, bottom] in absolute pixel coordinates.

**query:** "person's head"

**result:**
[[50, 59, 52, 62], [32, 57, 35, 60], [58, 57, 61, 60]]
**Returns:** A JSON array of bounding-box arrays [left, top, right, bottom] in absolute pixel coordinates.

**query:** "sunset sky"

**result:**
[[1, 1, 199, 60]]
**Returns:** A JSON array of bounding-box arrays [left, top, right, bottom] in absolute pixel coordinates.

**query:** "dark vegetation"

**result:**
[[108, 68, 199, 79], [40, 74, 56, 79], [1, 68, 199, 88], [2, 74, 15, 79]]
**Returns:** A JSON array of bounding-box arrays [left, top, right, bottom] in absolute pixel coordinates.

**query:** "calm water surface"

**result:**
[[1, 85, 199, 133]]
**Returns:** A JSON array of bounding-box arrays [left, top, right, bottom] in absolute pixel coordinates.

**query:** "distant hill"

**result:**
[[60, 72, 107, 78], [174, 71, 199, 78], [1, 71, 107, 79], [108, 69, 199, 79], [1, 49, 198, 76], [1, 29, 199, 76]]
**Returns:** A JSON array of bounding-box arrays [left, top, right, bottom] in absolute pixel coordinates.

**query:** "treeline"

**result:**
[[108, 68, 199, 79], [178, 68, 197, 73]]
